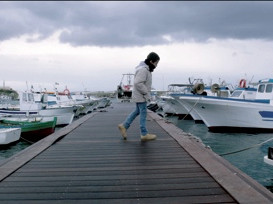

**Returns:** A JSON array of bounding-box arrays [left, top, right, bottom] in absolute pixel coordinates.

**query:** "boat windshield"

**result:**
[[258, 84, 265, 93], [230, 91, 242, 98]]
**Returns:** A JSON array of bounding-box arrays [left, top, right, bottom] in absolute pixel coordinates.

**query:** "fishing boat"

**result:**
[[179, 79, 273, 133], [1, 116, 57, 142], [71, 93, 100, 114], [160, 83, 197, 118], [117, 73, 134, 102], [0, 128, 21, 145], [175, 83, 232, 122], [0, 91, 75, 126], [264, 147, 273, 166], [39, 105, 74, 126], [162, 79, 232, 122], [96, 97, 111, 109]]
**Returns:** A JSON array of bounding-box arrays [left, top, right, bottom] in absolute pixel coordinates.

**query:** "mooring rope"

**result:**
[[220, 136, 273, 156], [181, 96, 202, 120], [20, 136, 35, 144]]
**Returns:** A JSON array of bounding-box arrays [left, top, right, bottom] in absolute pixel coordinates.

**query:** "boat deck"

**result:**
[[0, 102, 273, 203]]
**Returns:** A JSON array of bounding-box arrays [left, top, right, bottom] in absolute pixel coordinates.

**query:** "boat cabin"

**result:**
[[256, 79, 273, 100], [230, 88, 257, 100], [20, 92, 42, 111]]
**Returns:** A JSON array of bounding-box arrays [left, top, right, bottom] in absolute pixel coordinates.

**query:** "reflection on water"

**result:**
[[166, 116, 273, 192], [0, 141, 30, 161]]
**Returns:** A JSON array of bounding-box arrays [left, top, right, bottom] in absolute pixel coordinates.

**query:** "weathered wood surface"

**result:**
[[0, 102, 271, 203]]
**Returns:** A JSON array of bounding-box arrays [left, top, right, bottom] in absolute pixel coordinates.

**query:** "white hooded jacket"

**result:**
[[132, 61, 152, 103]]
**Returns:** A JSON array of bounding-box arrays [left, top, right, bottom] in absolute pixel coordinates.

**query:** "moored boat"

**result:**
[[0, 91, 75, 127], [179, 79, 273, 133], [164, 80, 232, 122], [0, 128, 21, 145], [1, 116, 57, 142]]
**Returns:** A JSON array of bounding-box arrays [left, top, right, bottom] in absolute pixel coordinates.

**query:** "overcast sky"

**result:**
[[1, 1, 273, 92]]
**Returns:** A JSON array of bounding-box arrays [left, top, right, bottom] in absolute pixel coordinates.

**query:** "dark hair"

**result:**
[[146, 52, 160, 63]]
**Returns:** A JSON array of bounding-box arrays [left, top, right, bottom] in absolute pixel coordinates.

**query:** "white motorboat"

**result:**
[[0, 91, 75, 126], [0, 92, 41, 116], [0, 128, 21, 145], [160, 95, 189, 116], [39, 106, 74, 126], [46, 92, 85, 117], [179, 79, 273, 132], [176, 84, 232, 122], [162, 80, 232, 122], [159, 83, 194, 117], [96, 97, 111, 109], [71, 93, 99, 114]]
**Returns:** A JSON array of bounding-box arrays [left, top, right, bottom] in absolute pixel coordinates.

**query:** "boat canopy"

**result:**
[[259, 79, 273, 83]]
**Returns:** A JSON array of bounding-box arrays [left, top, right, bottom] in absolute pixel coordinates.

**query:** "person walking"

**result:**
[[118, 52, 160, 141]]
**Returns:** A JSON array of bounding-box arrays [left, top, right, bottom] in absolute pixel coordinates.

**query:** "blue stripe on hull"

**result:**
[[259, 111, 273, 118], [0, 110, 38, 115], [262, 119, 273, 121]]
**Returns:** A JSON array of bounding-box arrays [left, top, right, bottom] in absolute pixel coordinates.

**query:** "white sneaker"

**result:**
[[118, 124, 127, 140], [141, 134, 156, 141]]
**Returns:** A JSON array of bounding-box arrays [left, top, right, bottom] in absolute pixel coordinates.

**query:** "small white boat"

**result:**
[[71, 93, 99, 114], [264, 147, 273, 166], [0, 128, 21, 145], [161, 95, 189, 116], [160, 83, 194, 117], [0, 91, 75, 127]]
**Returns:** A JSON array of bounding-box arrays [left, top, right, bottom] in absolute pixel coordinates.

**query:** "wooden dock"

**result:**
[[0, 102, 273, 203]]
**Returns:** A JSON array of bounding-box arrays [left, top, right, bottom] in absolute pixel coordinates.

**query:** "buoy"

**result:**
[[239, 79, 246, 88]]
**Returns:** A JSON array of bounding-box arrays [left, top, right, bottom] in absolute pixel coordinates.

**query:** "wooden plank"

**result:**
[[0, 177, 215, 187], [0, 196, 235, 204], [0, 182, 221, 193]]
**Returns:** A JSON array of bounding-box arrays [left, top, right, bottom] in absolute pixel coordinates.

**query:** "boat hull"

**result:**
[[1, 117, 57, 142], [161, 96, 188, 115], [0, 128, 21, 145], [20, 127, 55, 142], [0, 109, 38, 116], [176, 95, 203, 122], [39, 107, 75, 126]]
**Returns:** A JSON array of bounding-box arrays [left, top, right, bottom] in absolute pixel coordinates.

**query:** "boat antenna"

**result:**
[[188, 77, 192, 85], [249, 75, 254, 84], [82, 82, 87, 92], [26, 81, 29, 91], [53, 82, 59, 94]]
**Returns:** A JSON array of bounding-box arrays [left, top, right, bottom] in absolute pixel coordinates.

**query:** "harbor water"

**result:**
[[0, 140, 30, 162], [166, 115, 273, 192]]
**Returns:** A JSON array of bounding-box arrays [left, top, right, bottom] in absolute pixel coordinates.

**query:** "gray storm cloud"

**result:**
[[1, 1, 273, 47]]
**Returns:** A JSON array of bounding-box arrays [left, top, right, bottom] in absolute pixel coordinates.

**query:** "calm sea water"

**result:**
[[0, 141, 30, 162], [166, 115, 273, 192]]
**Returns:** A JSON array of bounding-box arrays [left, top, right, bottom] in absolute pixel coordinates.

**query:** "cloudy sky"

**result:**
[[1, 1, 273, 92]]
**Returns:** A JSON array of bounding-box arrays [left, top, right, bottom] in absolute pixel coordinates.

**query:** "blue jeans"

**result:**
[[123, 102, 147, 136]]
